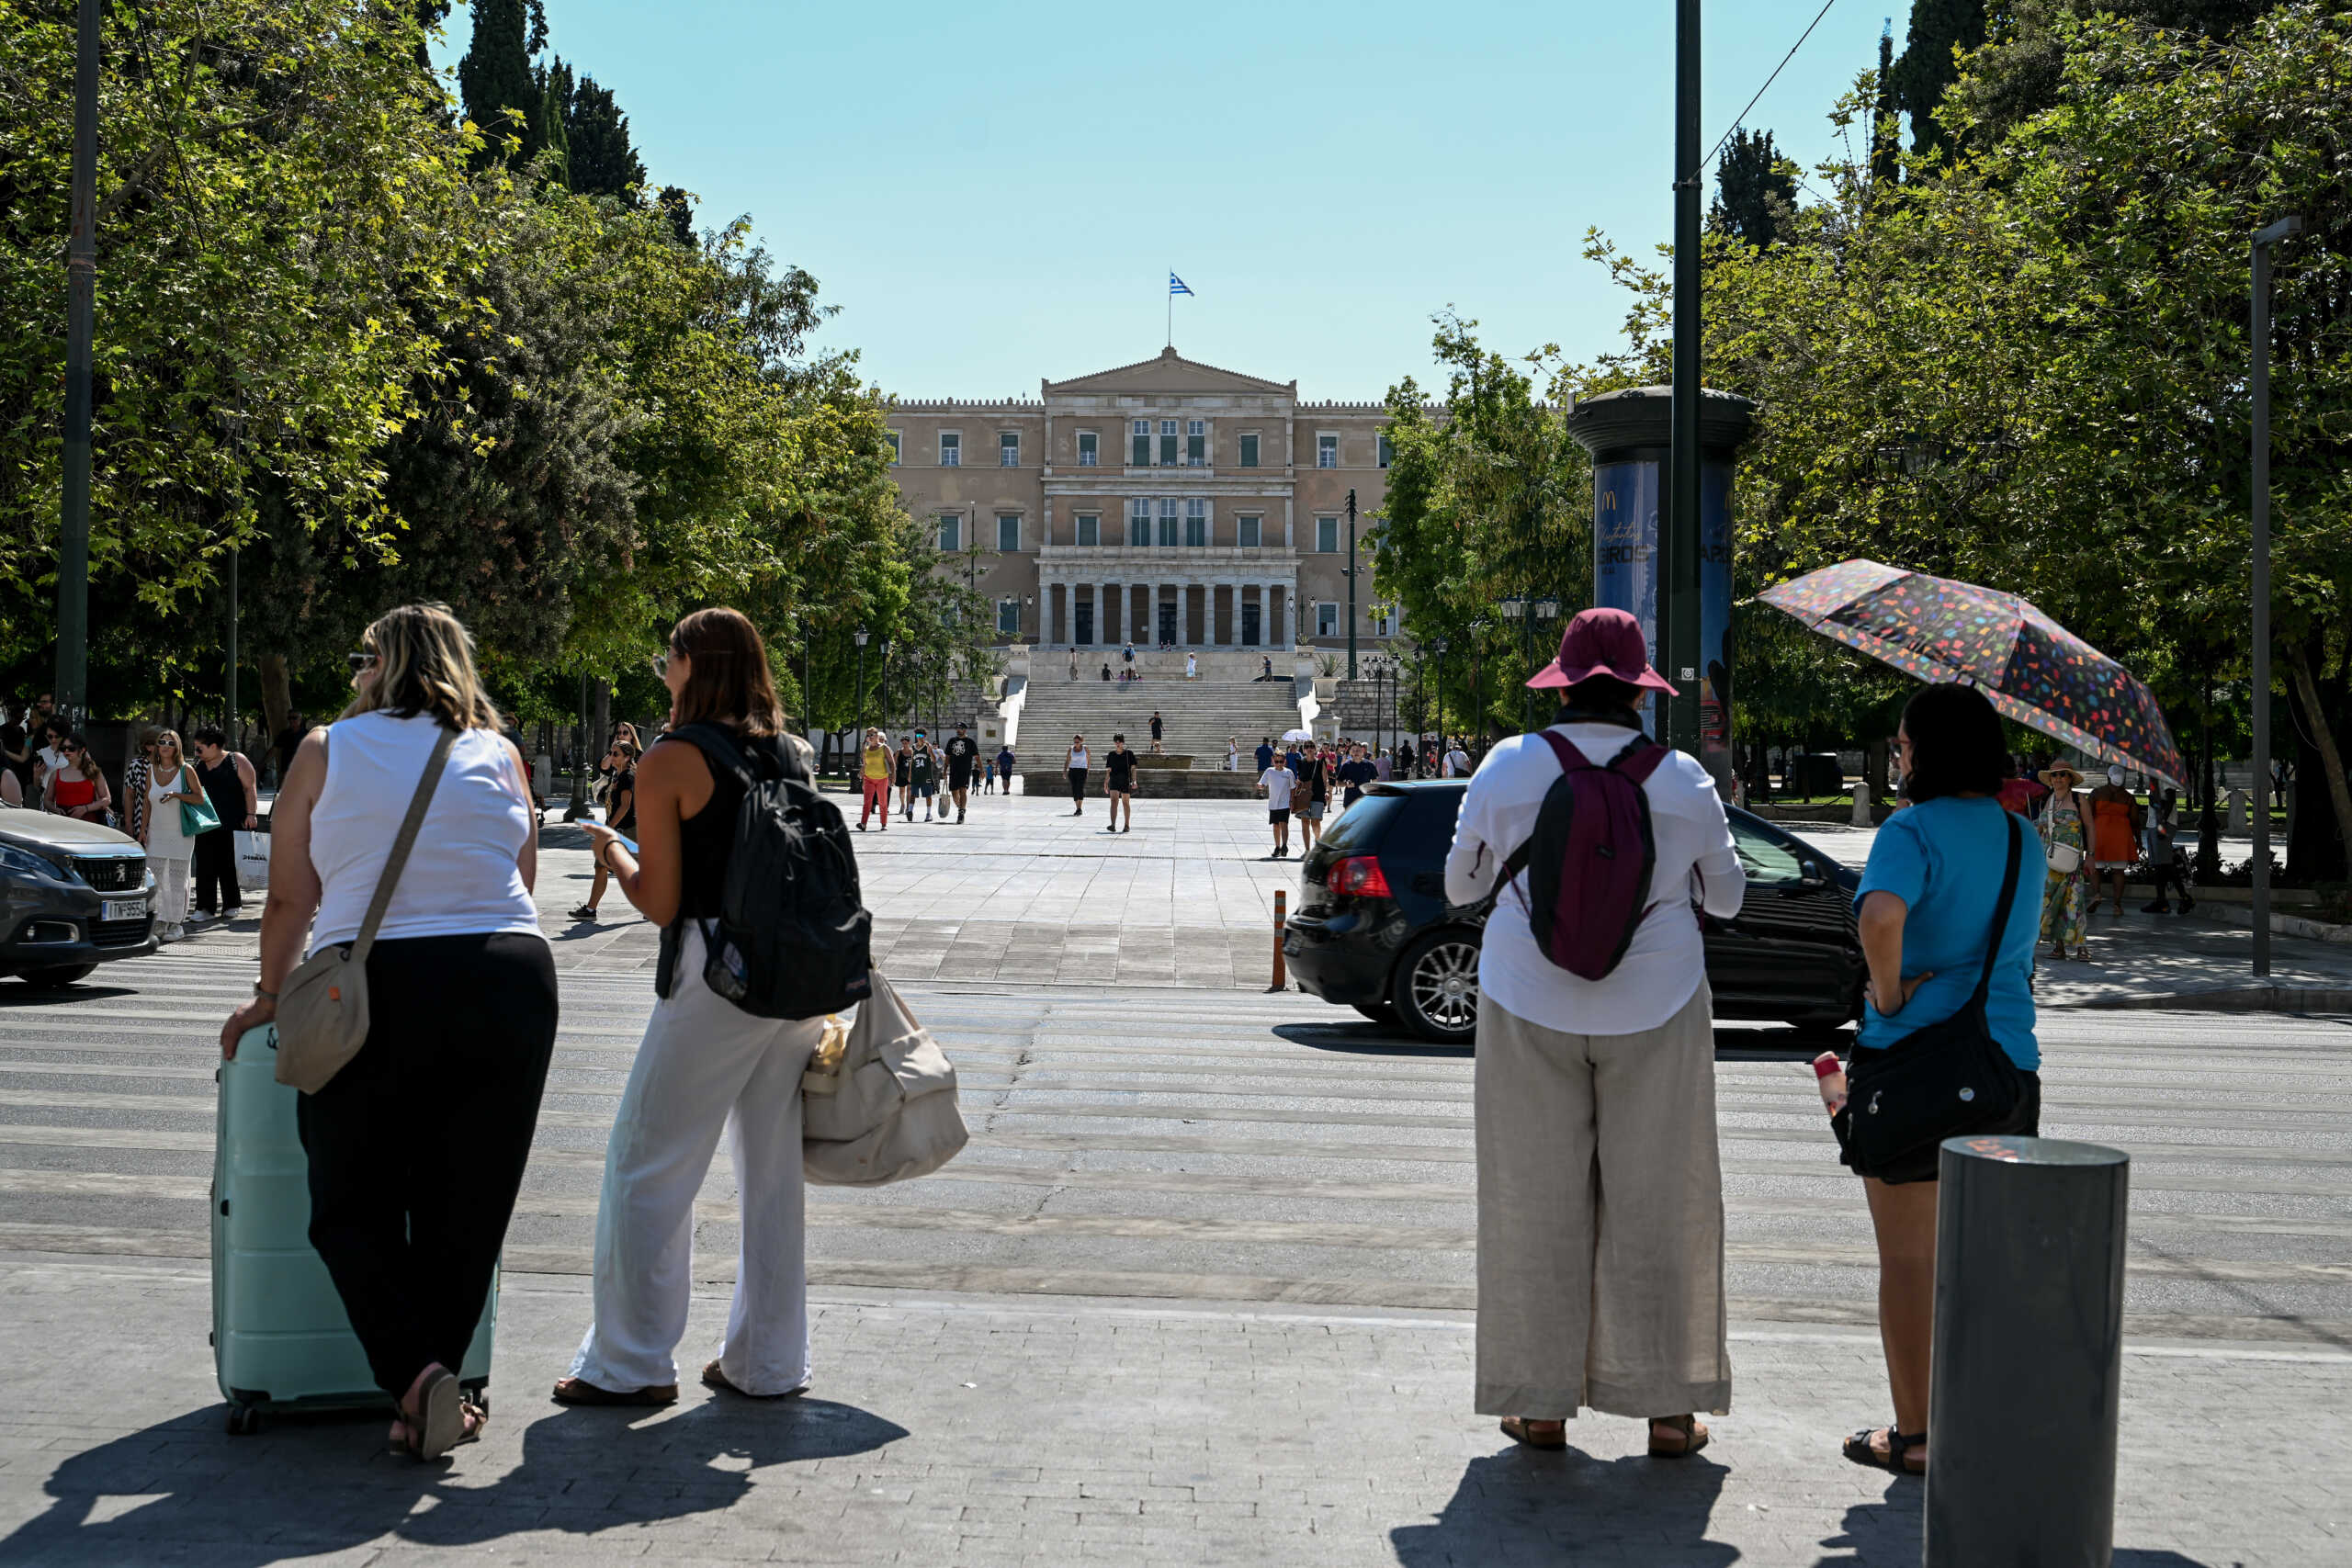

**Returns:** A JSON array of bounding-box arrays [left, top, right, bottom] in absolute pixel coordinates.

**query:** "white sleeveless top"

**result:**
[[308, 711, 539, 955]]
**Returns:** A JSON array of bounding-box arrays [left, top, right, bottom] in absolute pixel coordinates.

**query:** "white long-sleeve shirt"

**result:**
[[1444, 721, 1745, 1035]]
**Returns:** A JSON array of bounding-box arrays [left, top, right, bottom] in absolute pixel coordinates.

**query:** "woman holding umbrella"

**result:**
[[2037, 765, 2092, 962]]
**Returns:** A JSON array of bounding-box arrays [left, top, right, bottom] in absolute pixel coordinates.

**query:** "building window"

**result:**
[[1128, 499, 1150, 547], [1184, 498, 1207, 547], [1371, 605, 1394, 637], [1317, 433, 1338, 468], [1077, 431, 1098, 467], [1316, 515, 1340, 553], [938, 513, 962, 551], [940, 432, 961, 467], [1317, 602, 1340, 637], [1156, 420, 1176, 466], [1157, 498, 1180, 547], [1237, 513, 1261, 548], [1377, 434, 1394, 468], [1077, 512, 1101, 547], [997, 513, 1021, 552], [1186, 419, 1206, 467], [998, 599, 1023, 637], [1238, 433, 1260, 468], [885, 431, 900, 465], [1131, 420, 1150, 468], [999, 432, 1020, 468]]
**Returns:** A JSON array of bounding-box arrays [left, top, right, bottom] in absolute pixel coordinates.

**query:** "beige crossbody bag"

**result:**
[[275, 726, 458, 1093]]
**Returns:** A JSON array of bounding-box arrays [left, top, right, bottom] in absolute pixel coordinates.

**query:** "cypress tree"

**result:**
[[1871, 22, 1901, 188], [1892, 0, 1986, 157], [534, 57, 573, 187], [458, 0, 547, 162], [1709, 128, 1796, 248], [565, 73, 648, 202]]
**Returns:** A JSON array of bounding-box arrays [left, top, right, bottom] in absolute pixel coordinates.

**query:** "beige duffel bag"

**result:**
[[801, 968, 967, 1186]]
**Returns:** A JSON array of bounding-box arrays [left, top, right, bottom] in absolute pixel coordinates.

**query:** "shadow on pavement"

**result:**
[[1392, 1447, 1735, 1566], [0, 1396, 907, 1566], [1815, 1484, 2217, 1568], [1272, 1021, 1471, 1059], [0, 982, 139, 1008]]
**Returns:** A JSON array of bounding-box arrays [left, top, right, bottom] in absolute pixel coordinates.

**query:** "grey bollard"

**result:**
[[1927, 1135, 2129, 1568], [1851, 778, 1872, 827]]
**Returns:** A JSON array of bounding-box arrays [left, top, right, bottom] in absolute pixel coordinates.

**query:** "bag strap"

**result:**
[[351, 725, 459, 963], [1963, 811, 2026, 1010]]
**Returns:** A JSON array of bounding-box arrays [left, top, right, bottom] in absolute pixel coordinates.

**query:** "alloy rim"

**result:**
[[1410, 940, 1481, 1032]]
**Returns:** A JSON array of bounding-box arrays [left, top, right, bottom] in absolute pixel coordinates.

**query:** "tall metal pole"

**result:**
[[854, 628, 870, 741], [225, 547, 239, 746], [1665, 0, 1703, 756], [54, 0, 100, 724], [1345, 488, 1359, 681], [2250, 216, 2302, 978]]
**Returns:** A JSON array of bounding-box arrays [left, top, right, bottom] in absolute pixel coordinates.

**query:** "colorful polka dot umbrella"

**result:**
[[1758, 559, 2187, 789]]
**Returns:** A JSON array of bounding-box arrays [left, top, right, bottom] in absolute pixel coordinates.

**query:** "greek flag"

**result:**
[[1169, 272, 1193, 296]]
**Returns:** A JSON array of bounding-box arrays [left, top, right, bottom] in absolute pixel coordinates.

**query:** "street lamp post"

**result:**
[[54, 0, 100, 725], [1345, 487, 1359, 681], [1665, 0, 1704, 757], [1469, 619, 1489, 754], [853, 627, 870, 741], [2250, 214, 2303, 978], [1431, 636, 1450, 760]]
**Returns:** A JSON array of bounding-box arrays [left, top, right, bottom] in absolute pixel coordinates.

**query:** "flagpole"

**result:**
[[1167, 269, 1172, 347]]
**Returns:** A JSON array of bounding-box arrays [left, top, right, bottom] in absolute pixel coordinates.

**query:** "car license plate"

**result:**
[[102, 898, 145, 922]]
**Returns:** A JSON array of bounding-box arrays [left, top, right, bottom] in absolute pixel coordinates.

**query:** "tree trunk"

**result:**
[[1865, 738, 1890, 803], [593, 678, 611, 750], [258, 653, 293, 747], [2286, 648, 2351, 884]]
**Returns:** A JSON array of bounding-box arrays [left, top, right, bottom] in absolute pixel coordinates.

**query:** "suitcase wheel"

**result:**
[[225, 1404, 264, 1437]]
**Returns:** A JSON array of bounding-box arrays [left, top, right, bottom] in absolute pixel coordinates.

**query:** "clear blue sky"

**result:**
[[443, 0, 1908, 400]]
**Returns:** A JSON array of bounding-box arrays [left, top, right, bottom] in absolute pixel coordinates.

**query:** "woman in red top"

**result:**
[[41, 734, 111, 822]]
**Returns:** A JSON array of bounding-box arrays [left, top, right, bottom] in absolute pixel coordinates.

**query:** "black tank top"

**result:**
[[671, 732, 748, 920], [195, 753, 244, 823]]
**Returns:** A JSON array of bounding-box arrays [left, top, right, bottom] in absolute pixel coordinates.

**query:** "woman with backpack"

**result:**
[[559, 608, 826, 1407], [1443, 608, 1745, 1460], [1837, 683, 2043, 1478]]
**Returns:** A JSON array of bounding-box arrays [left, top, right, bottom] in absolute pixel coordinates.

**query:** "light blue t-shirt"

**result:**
[[1854, 795, 2043, 1070]]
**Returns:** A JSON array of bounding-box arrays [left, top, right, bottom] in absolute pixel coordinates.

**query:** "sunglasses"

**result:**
[[346, 650, 378, 671]]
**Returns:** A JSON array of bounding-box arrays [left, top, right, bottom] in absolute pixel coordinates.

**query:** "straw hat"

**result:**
[[2038, 764, 2084, 788]]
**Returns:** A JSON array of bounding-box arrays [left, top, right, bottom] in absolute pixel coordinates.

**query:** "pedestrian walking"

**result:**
[[1066, 735, 1090, 815], [190, 727, 259, 922], [944, 725, 978, 822], [1068, 654, 1079, 682], [1255, 736, 1274, 775], [1339, 742, 1376, 808], [0, 718, 31, 805], [2036, 764, 2092, 960], [1255, 751, 1296, 857], [1103, 734, 1138, 833], [909, 730, 939, 822], [1295, 745, 1330, 852], [40, 733, 111, 824], [1149, 709, 1164, 745], [558, 606, 825, 1408], [217, 602, 554, 1460], [1838, 682, 2044, 1476], [981, 754, 996, 795], [1443, 607, 1741, 1460], [120, 728, 156, 845], [1123, 641, 1135, 667], [572, 738, 639, 920], [996, 742, 1016, 796], [1185, 653, 1197, 680], [2087, 765, 2142, 915], [139, 730, 207, 942], [894, 736, 914, 820], [2140, 785, 2196, 913], [855, 729, 892, 830], [1446, 737, 1471, 777]]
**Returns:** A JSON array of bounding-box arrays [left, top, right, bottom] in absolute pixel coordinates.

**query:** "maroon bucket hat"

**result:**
[[1525, 606, 1679, 694]]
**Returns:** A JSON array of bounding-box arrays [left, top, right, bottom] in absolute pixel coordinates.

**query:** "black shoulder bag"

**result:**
[[1837, 810, 2028, 1176]]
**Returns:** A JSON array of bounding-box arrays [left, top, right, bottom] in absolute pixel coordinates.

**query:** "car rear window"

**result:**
[[1315, 793, 1406, 853]]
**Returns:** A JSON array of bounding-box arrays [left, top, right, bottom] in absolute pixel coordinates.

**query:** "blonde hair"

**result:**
[[151, 729, 184, 772], [342, 603, 502, 731]]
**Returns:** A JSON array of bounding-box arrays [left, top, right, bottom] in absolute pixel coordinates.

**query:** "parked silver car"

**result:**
[[0, 807, 155, 986]]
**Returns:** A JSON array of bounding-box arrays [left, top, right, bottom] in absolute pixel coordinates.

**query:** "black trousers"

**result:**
[[192, 829, 241, 914], [296, 931, 558, 1397], [1068, 768, 1087, 801]]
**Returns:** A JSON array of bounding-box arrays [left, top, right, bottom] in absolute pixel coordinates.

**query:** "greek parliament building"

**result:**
[[886, 347, 1412, 655]]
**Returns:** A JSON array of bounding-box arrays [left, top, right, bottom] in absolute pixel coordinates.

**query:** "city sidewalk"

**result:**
[[0, 1258, 2339, 1566]]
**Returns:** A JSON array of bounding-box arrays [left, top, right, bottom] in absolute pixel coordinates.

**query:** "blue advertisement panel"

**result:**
[[1700, 458, 1733, 783], [1592, 458, 1662, 728]]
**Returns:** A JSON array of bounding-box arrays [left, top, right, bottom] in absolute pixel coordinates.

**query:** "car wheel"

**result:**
[[1351, 1000, 1396, 1023], [18, 964, 96, 988], [1391, 929, 1481, 1044]]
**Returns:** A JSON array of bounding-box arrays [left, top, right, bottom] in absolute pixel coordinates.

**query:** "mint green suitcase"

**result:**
[[211, 1024, 497, 1434]]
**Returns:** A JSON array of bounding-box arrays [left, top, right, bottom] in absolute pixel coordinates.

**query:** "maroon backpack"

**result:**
[[1492, 729, 1667, 981]]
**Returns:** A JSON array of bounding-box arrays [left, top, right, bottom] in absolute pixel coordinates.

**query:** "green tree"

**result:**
[[1892, 0, 1986, 157], [1710, 128, 1797, 248], [533, 58, 573, 188], [564, 73, 647, 202], [458, 0, 547, 160]]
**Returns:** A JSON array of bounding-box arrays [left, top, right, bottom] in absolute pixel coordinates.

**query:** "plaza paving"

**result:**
[[0, 792, 2346, 1564]]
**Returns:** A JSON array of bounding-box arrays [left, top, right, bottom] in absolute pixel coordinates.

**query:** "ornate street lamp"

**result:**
[[1430, 636, 1450, 757], [853, 626, 870, 739], [1469, 618, 1490, 755]]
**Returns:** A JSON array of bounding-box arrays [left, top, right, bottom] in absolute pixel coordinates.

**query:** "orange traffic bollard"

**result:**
[[1270, 888, 1287, 992]]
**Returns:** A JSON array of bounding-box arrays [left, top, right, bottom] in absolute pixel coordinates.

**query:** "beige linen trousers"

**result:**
[[1474, 980, 1731, 1420]]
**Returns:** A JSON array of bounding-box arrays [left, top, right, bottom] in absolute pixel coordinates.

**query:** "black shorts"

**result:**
[[1269, 807, 1290, 824], [948, 770, 973, 792], [1108, 774, 1135, 795], [1842, 1070, 2042, 1185]]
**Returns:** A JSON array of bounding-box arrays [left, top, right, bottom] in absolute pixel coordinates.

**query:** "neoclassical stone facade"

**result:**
[[888, 347, 1412, 652]]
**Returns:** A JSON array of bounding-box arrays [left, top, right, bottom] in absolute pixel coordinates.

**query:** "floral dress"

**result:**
[[2039, 794, 2090, 958]]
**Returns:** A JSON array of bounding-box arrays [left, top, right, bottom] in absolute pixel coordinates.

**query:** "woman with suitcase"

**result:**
[[217, 603, 555, 1461]]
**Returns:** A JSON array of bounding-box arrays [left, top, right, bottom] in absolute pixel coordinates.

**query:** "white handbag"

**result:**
[[233, 829, 271, 890], [802, 969, 968, 1186], [2041, 801, 2083, 874]]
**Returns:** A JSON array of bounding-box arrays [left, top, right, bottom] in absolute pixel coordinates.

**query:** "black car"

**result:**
[[1283, 781, 1864, 1043], [0, 807, 156, 986]]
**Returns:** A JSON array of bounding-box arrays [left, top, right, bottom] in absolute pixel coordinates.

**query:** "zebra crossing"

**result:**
[[4, 941, 2348, 1345]]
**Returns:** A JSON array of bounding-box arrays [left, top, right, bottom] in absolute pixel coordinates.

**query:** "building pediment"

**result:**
[[1046, 345, 1294, 398]]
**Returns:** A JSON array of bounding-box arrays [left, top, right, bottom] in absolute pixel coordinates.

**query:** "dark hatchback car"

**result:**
[[0, 807, 156, 987], [1283, 781, 1864, 1043]]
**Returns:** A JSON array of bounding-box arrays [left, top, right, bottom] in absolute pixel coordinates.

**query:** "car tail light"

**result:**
[[1328, 854, 1392, 898]]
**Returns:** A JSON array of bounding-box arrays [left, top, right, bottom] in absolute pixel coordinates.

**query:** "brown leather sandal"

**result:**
[[550, 1376, 678, 1407], [702, 1359, 808, 1399], [1498, 1416, 1567, 1450], [1648, 1415, 1711, 1458]]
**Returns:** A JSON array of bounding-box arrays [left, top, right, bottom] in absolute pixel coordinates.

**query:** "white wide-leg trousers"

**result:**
[[570, 925, 822, 1396]]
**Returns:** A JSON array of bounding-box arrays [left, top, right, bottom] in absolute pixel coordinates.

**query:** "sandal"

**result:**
[[1498, 1416, 1567, 1450], [702, 1359, 808, 1400], [1648, 1415, 1710, 1458], [393, 1365, 466, 1461], [1843, 1424, 1927, 1474], [550, 1376, 678, 1407], [569, 905, 597, 921]]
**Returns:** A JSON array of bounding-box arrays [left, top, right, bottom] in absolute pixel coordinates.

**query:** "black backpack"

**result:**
[[669, 722, 872, 1019]]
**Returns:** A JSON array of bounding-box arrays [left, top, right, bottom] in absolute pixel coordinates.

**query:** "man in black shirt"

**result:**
[[1149, 710, 1163, 745], [944, 724, 979, 823], [1103, 733, 1137, 833], [1295, 747, 1330, 852], [1338, 743, 1377, 808], [908, 730, 939, 822]]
